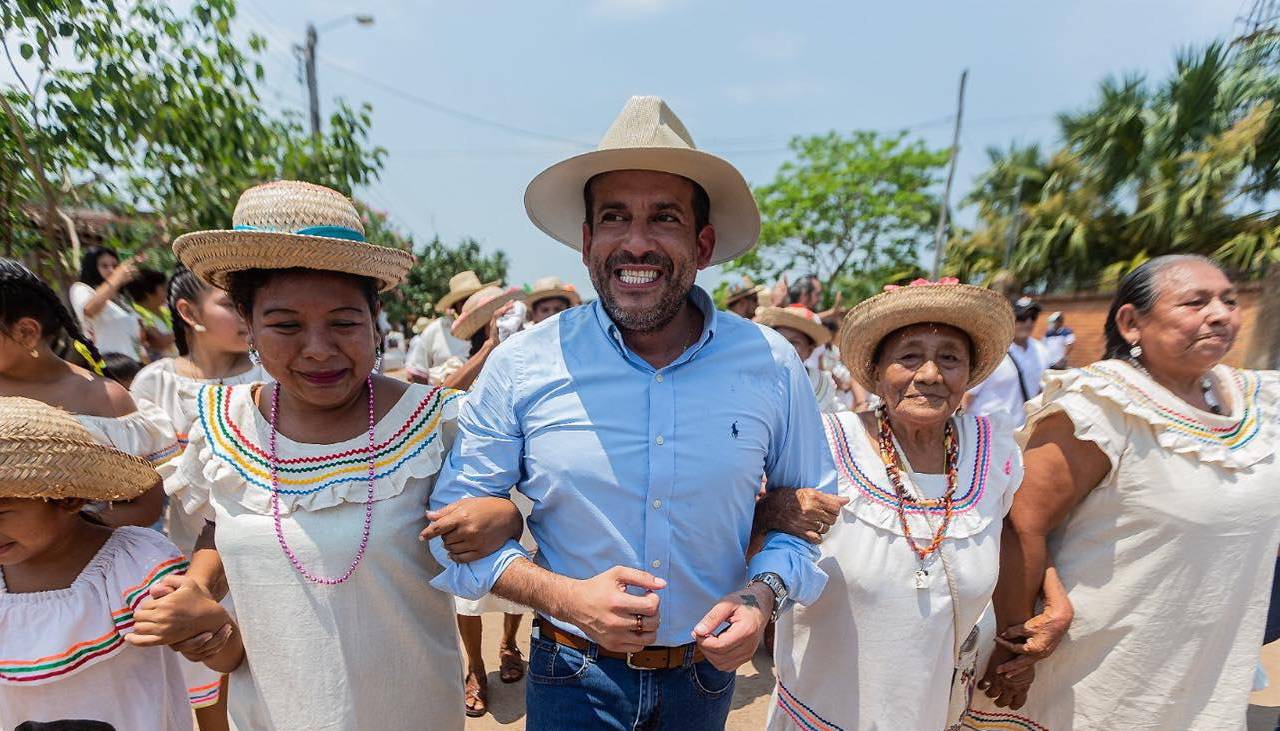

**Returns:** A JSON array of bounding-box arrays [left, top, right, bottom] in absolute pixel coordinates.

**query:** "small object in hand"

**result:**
[[497, 300, 527, 342], [712, 620, 733, 637]]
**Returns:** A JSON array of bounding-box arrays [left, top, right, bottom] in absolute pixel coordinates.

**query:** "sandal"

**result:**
[[464, 670, 488, 718], [499, 644, 526, 684]]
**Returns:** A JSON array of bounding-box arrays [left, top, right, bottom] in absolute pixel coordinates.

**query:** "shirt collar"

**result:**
[[592, 285, 719, 372]]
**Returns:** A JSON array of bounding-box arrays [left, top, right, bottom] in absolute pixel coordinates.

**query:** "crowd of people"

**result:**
[[0, 95, 1275, 731]]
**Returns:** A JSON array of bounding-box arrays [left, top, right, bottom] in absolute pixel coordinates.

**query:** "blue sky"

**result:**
[[16, 1, 1252, 296]]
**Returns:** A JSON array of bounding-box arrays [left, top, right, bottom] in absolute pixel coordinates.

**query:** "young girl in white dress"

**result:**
[[0, 397, 192, 731]]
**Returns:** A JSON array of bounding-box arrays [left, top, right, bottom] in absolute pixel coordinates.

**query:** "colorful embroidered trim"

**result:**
[[1083, 364, 1261, 450], [188, 679, 222, 708], [961, 709, 1050, 731], [145, 440, 182, 466], [824, 413, 991, 515], [197, 384, 462, 495], [0, 556, 188, 683], [775, 680, 845, 731]]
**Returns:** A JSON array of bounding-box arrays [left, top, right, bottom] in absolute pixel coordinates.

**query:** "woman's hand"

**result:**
[[485, 302, 516, 346], [977, 566, 1074, 708], [125, 573, 227, 648], [754, 487, 849, 544], [421, 496, 525, 563]]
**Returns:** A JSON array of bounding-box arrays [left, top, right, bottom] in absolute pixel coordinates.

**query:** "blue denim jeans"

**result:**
[[524, 633, 737, 731]]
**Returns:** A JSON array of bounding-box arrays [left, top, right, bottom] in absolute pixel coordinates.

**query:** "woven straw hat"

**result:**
[[436, 270, 501, 314], [173, 180, 414, 293], [525, 276, 582, 309], [524, 96, 760, 266], [412, 316, 432, 334], [725, 277, 767, 307], [756, 306, 831, 347], [451, 286, 523, 340], [0, 398, 158, 501], [838, 280, 1014, 392]]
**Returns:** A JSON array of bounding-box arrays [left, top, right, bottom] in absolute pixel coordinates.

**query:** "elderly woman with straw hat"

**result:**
[[756, 279, 1026, 730], [124, 180, 522, 731], [756, 305, 846, 414]]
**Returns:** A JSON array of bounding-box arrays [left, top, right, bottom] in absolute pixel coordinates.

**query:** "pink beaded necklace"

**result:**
[[267, 378, 376, 585]]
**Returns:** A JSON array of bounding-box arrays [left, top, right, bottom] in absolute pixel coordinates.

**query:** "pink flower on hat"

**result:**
[[883, 277, 960, 292]]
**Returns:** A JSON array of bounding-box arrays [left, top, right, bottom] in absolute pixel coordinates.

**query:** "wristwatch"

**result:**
[[747, 572, 789, 623]]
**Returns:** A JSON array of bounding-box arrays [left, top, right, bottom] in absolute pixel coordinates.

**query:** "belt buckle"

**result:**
[[626, 652, 648, 671]]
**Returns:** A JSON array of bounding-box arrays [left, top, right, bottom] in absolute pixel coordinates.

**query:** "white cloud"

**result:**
[[589, 0, 675, 18], [723, 78, 828, 105], [742, 30, 805, 61]]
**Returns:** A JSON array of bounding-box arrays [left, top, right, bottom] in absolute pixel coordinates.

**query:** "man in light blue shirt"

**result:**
[[428, 96, 837, 730]]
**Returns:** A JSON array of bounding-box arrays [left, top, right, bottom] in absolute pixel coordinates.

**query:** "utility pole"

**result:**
[[1002, 176, 1024, 269], [931, 69, 967, 279], [303, 23, 320, 138]]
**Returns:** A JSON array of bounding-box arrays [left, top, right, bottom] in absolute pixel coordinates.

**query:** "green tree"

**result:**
[[1, 0, 383, 279], [729, 130, 947, 306]]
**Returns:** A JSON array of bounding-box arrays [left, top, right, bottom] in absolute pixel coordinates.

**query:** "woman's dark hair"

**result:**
[[101, 352, 142, 385], [0, 258, 104, 366], [167, 265, 210, 356], [122, 267, 168, 303], [78, 246, 120, 288], [468, 328, 487, 357], [226, 268, 380, 319], [1103, 254, 1223, 360]]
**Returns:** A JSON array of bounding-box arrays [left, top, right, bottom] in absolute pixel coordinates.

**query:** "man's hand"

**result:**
[[421, 496, 524, 563], [691, 582, 774, 671], [566, 566, 665, 653], [756, 487, 848, 543], [124, 573, 226, 648]]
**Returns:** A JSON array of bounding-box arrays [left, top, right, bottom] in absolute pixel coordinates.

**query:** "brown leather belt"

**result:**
[[534, 618, 704, 670]]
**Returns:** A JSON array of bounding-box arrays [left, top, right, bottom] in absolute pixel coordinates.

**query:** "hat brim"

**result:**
[[525, 288, 582, 308], [725, 284, 767, 306], [837, 285, 1014, 392], [524, 147, 761, 267], [756, 308, 832, 347], [435, 280, 501, 314], [173, 230, 414, 293], [451, 290, 524, 340], [0, 438, 158, 502]]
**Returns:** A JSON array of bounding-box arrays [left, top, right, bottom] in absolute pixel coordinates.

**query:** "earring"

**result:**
[[29, 348, 38, 359], [192, 323, 208, 333], [248, 345, 261, 365], [373, 347, 384, 374], [1129, 342, 1143, 360]]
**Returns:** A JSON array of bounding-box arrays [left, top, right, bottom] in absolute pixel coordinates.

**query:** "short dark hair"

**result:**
[[226, 268, 380, 319], [1103, 254, 1223, 359], [788, 274, 821, 305], [78, 246, 120, 288], [123, 267, 168, 302], [582, 173, 711, 234]]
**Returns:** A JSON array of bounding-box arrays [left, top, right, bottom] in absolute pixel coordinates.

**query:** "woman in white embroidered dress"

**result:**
[[965, 255, 1280, 731], [124, 181, 521, 731], [0, 259, 173, 529], [759, 280, 1025, 730]]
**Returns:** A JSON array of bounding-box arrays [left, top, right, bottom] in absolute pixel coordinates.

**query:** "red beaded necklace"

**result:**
[[874, 406, 958, 565]]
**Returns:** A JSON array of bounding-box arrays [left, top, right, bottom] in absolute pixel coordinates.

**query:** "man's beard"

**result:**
[[590, 249, 696, 333]]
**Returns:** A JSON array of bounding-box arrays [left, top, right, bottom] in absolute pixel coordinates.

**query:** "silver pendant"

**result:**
[[914, 568, 931, 589]]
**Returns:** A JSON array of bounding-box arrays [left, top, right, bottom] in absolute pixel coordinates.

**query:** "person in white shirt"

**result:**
[[963, 296, 1051, 427], [1043, 311, 1076, 368], [68, 246, 145, 361], [405, 270, 496, 385]]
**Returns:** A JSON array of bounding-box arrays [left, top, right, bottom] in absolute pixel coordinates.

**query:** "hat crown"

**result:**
[[598, 96, 697, 152], [531, 276, 566, 290], [448, 271, 485, 294], [231, 180, 364, 236], [0, 397, 92, 443], [461, 286, 508, 316]]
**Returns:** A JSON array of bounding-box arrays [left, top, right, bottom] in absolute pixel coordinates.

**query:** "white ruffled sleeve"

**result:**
[[167, 389, 219, 524], [76, 401, 181, 468], [1020, 368, 1132, 481]]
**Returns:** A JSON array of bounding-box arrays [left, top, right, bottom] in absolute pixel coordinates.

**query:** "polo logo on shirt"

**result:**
[[731, 421, 740, 439]]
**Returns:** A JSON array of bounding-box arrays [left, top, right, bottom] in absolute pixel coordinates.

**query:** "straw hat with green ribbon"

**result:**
[[0, 397, 158, 501], [173, 180, 414, 293], [451, 286, 524, 340], [837, 279, 1014, 392]]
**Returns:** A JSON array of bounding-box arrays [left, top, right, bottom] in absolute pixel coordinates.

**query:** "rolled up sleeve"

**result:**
[[750, 349, 839, 607], [428, 344, 531, 599]]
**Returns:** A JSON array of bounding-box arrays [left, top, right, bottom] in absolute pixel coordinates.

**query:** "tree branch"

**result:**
[[0, 92, 62, 255]]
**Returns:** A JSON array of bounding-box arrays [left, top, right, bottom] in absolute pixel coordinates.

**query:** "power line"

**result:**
[[317, 55, 593, 149]]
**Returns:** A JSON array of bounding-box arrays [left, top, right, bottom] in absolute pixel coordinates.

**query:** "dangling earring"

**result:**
[[373, 347, 384, 374], [248, 344, 261, 365], [192, 323, 208, 333], [1128, 342, 1143, 360], [28, 348, 38, 359]]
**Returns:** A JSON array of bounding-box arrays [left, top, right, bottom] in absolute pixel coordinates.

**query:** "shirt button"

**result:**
[[655, 435, 665, 445], [651, 559, 662, 569], [655, 374, 664, 383], [652, 499, 662, 509]]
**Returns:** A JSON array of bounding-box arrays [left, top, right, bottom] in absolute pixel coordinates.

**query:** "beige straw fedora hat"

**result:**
[[524, 96, 760, 266], [173, 180, 414, 293], [756, 306, 831, 347], [0, 398, 158, 501], [838, 279, 1014, 392], [451, 286, 524, 340], [524, 276, 582, 308], [436, 270, 501, 314], [725, 277, 767, 307]]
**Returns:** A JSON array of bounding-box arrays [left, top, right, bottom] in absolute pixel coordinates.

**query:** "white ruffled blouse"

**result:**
[[964, 361, 1280, 731], [0, 526, 193, 730], [169, 382, 467, 731], [76, 399, 180, 469]]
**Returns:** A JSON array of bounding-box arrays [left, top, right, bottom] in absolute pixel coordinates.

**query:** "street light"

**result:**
[[297, 13, 376, 137]]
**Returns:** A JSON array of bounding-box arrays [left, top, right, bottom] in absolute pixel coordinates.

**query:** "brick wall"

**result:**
[[1033, 284, 1262, 368]]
